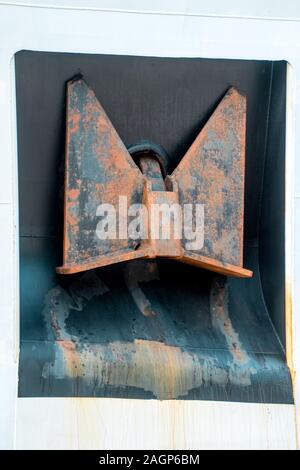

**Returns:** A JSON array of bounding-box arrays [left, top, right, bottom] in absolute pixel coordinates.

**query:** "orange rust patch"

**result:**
[[68, 188, 80, 200], [286, 282, 295, 385], [69, 112, 81, 135]]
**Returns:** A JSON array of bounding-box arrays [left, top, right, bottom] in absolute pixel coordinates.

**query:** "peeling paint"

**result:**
[[43, 271, 109, 342], [210, 276, 256, 385], [40, 270, 259, 399], [42, 332, 262, 400], [123, 260, 159, 316]]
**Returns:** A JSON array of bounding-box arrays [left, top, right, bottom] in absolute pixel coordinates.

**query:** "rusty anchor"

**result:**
[[57, 77, 252, 278]]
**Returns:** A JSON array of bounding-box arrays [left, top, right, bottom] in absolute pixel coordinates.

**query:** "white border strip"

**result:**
[[0, 1, 300, 23]]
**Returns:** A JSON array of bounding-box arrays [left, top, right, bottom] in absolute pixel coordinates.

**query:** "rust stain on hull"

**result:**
[[42, 269, 256, 400], [49, 338, 256, 400], [210, 276, 255, 385]]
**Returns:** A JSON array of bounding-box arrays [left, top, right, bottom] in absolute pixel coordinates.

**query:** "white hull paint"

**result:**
[[0, 0, 299, 449], [16, 398, 297, 450]]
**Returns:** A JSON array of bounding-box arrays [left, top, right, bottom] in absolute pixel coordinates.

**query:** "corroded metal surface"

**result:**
[[173, 87, 247, 269], [46, 272, 254, 399], [19, 245, 293, 402], [57, 79, 252, 278], [58, 78, 145, 273]]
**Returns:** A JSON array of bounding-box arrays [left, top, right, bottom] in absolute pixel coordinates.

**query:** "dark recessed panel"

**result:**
[[16, 51, 291, 403]]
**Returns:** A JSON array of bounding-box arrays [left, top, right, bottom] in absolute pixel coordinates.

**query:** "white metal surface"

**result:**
[[0, 0, 299, 450], [16, 398, 297, 450], [1, 0, 300, 21]]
